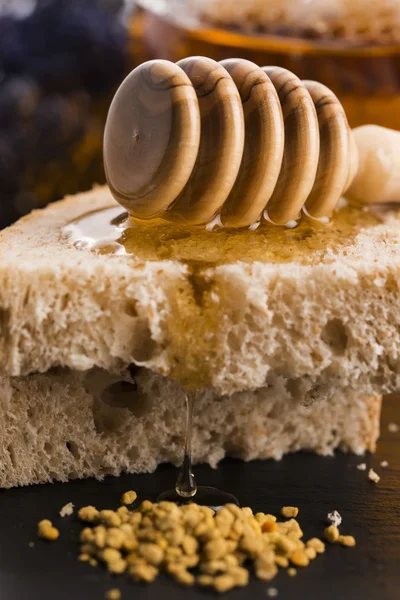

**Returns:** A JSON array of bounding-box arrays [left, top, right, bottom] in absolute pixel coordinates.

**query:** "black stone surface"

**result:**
[[0, 396, 399, 600]]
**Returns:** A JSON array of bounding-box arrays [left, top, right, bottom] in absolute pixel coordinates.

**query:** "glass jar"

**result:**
[[134, 0, 400, 130]]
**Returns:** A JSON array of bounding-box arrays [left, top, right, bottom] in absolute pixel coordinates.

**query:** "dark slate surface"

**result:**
[[0, 395, 398, 600]]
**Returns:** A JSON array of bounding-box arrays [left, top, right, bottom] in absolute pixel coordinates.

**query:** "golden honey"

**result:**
[[63, 202, 383, 268]]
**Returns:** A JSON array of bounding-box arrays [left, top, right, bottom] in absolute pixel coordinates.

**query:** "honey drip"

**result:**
[[157, 389, 239, 508], [175, 390, 196, 499]]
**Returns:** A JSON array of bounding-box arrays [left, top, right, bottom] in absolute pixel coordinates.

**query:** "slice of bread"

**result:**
[[0, 366, 380, 488], [0, 186, 399, 399], [0, 186, 394, 486]]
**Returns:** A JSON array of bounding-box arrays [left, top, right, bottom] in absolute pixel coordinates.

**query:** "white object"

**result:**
[[327, 510, 342, 528]]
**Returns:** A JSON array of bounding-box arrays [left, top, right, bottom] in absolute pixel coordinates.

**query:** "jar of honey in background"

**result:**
[[134, 0, 400, 131]]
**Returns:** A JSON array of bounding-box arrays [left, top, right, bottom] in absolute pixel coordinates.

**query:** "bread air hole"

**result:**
[[127, 446, 139, 461], [286, 378, 307, 402], [101, 381, 153, 417], [93, 401, 125, 433], [7, 444, 17, 469], [101, 381, 138, 408], [93, 380, 154, 434], [131, 317, 158, 362], [66, 440, 80, 459], [209, 430, 222, 443], [0, 308, 10, 336], [321, 318, 348, 355], [60, 293, 70, 310], [227, 331, 242, 352], [124, 300, 137, 317]]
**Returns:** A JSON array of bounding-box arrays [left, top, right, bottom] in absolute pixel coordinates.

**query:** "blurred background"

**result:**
[[0, 0, 400, 229]]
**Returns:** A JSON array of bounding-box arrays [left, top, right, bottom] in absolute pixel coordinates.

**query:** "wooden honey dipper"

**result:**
[[104, 57, 400, 228]]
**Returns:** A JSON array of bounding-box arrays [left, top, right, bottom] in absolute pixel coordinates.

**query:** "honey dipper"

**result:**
[[104, 57, 400, 228]]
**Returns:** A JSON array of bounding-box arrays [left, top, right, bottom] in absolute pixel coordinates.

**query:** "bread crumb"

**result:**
[[356, 463, 367, 471], [326, 510, 342, 528], [280, 506, 299, 518], [105, 590, 121, 600], [388, 422, 399, 433], [380, 460, 389, 468], [338, 535, 356, 548], [60, 502, 74, 517], [324, 525, 339, 543], [120, 490, 137, 505], [368, 468, 380, 483], [266, 587, 278, 597], [37, 519, 59, 541], [287, 568, 297, 577]]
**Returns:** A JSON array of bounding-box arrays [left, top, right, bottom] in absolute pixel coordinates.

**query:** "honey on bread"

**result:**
[[64, 202, 383, 265]]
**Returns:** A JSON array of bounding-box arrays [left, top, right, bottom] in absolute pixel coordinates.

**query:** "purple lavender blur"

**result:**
[[0, 0, 131, 227]]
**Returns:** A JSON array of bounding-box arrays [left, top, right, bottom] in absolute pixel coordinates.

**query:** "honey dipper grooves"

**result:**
[[104, 57, 400, 228]]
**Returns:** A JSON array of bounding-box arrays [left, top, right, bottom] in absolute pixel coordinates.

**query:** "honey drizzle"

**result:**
[[175, 390, 197, 498], [62, 202, 384, 267], [157, 389, 239, 508]]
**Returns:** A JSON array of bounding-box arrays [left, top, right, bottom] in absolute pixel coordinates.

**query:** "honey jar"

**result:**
[[133, 0, 400, 130]]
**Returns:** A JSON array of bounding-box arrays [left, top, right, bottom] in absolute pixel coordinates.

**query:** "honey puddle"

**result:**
[[62, 202, 383, 267]]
